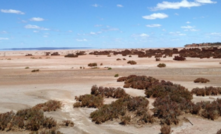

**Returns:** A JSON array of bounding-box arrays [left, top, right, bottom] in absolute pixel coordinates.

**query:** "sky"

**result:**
[[0, 0, 221, 49]]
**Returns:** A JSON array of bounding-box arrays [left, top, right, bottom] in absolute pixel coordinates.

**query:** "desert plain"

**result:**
[[0, 48, 221, 134]]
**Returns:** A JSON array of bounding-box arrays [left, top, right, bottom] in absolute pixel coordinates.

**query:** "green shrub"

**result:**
[[108, 67, 112, 70], [25, 66, 29, 69], [115, 74, 119, 77], [157, 63, 166, 68]]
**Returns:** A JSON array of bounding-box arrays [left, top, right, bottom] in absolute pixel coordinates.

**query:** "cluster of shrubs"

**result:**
[[173, 56, 186, 61], [31, 69, 40, 72], [51, 52, 60, 56], [33, 100, 62, 112], [191, 86, 221, 96], [29, 128, 63, 134], [74, 86, 128, 108], [155, 58, 160, 61], [25, 54, 33, 56], [88, 63, 97, 67], [127, 60, 137, 65], [0, 100, 62, 132], [91, 85, 127, 98], [74, 94, 103, 108], [64, 53, 78, 58], [90, 96, 151, 124], [117, 75, 159, 89], [194, 78, 210, 83], [87, 47, 221, 59], [116, 58, 121, 61], [157, 63, 166, 68]]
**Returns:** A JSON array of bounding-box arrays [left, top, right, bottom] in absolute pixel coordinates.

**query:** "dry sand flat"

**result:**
[[0, 49, 221, 134]]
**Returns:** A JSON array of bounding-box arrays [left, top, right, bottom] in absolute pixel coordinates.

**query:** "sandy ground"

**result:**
[[0, 49, 221, 134]]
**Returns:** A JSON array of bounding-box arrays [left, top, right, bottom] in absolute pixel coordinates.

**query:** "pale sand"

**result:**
[[0, 49, 221, 134]]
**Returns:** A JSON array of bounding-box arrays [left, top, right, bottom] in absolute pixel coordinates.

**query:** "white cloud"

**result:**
[[25, 24, 49, 30], [90, 32, 96, 35], [143, 13, 168, 20], [117, 4, 123, 7], [76, 39, 87, 42], [169, 31, 186, 36], [30, 17, 44, 21], [146, 24, 162, 27], [181, 25, 194, 29], [1, 9, 24, 14], [195, 0, 216, 4], [175, 13, 179, 15], [92, 4, 99, 7], [151, 0, 216, 11], [0, 31, 7, 34], [94, 24, 102, 27], [186, 21, 191, 24], [181, 25, 198, 31], [0, 37, 9, 40], [140, 33, 149, 37], [210, 32, 221, 36], [33, 30, 38, 33]]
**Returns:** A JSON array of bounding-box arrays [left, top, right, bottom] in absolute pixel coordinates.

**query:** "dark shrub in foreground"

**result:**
[[161, 125, 171, 134], [173, 56, 186, 61], [91, 85, 128, 98], [34, 100, 62, 112], [191, 86, 221, 96], [194, 78, 210, 83], [217, 129, 221, 134], [127, 60, 137, 65], [90, 96, 149, 124], [157, 63, 166, 68], [74, 94, 103, 108], [64, 54, 78, 58], [88, 63, 97, 67], [31, 69, 39, 72]]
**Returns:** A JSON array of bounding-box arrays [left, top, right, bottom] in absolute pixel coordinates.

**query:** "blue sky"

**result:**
[[0, 0, 220, 49]]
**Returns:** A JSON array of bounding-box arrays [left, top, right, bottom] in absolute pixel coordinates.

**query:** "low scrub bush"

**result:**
[[90, 96, 150, 124], [88, 63, 97, 67], [157, 63, 166, 68], [33, 100, 62, 112], [127, 60, 137, 65], [217, 129, 221, 134], [194, 78, 210, 83], [74, 94, 103, 108], [117, 75, 159, 90], [173, 56, 186, 61], [161, 125, 171, 134], [91, 85, 128, 98], [64, 53, 78, 58], [191, 87, 221, 96], [115, 74, 119, 77], [25, 66, 29, 69], [31, 69, 39, 72], [156, 58, 160, 61], [116, 58, 121, 61], [29, 128, 63, 134], [62, 120, 74, 127]]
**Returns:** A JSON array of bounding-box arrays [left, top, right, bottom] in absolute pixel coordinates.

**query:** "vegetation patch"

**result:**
[[31, 69, 40, 72], [74, 94, 103, 108], [157, 63, 166, 68], [33, 100, 62, 112], [194, 78, 210, 83], [88, 63, 97, 67], [90, 96, 150, 124], [173, 56, 186, 61], [127, 60, 137, 65], [91, 85, 128, 98], [191, 86, 221, 96]]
